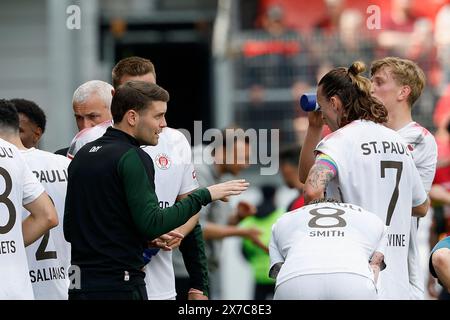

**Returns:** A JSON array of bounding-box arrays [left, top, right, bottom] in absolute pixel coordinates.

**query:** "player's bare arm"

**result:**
[[298, 111, 324, 183], [22, 192, 59, 246], [412, 197, 429, 217], [304, 163, 336, 204]]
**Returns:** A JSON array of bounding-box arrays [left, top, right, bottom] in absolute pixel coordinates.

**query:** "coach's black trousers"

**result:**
[[69, 285, 148, 300]]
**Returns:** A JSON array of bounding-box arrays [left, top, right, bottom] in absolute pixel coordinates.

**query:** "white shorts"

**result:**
[[274, 273, 378, 300]]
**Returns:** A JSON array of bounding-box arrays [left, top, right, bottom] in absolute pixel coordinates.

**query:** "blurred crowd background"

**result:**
[[3, 0, 450, 181], [1, 0, 450, 299]]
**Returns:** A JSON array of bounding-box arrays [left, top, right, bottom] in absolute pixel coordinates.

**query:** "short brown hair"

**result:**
[[111, 81, 169, 123], [371, 57, 426, 107], [319, 61, 388, 126], [112, 57, 156, 89]]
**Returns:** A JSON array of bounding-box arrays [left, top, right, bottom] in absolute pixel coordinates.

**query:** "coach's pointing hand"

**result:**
[[207, 179, 249, 202]]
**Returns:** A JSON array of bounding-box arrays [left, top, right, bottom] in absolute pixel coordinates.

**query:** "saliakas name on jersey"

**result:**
[[29, 266, 66, 283], [32, 169, 68, 184], [361, 141, 410, 156], [0, 240, 16, 254]]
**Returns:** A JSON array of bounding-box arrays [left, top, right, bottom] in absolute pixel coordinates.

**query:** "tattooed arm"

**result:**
[[304, 153, 338, 204]]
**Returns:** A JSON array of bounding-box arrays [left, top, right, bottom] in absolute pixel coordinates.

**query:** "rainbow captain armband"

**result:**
[[316, 153, 338, 176], [143, 248, 160, 265]]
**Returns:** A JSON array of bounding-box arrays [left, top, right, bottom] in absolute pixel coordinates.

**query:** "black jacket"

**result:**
[[64, 127, 211, 289]]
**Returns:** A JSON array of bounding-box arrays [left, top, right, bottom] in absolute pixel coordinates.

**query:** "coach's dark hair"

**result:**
[[318, 61, 388, 126], [0, 99, 19, 131], [10, 98, 46, 133], [112, 57, 156, 89], [111, 81, 169, 123]]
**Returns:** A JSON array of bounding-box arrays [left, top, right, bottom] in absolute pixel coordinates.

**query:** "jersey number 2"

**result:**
[[36, 231, 57, 260], [36, 195, 57, 260], [380, 161, 403, 226]]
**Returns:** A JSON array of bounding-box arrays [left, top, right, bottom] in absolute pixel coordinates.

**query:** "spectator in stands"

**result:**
[[313, 0, 345, 35], [376, 0, 420, 57], [328, 9, 375, 68], [239, 4, 312, 146], [241, 4, 310, 91], [435, 4, 450, 92]]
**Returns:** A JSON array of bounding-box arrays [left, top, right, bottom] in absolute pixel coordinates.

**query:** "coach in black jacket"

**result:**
[[64, 81, 248, 300]]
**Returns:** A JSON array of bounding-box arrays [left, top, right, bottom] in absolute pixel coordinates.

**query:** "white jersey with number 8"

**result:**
[[315, 120, 427, 299], [0, 139, 44, 299], [270, 202, 387, 290]]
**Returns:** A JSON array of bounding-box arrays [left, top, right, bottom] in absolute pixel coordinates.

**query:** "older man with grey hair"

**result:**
[[72, 80, 113, 131], [55, 80, 113, 155]]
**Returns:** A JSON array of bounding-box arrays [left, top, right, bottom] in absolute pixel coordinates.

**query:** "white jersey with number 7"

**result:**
[[315, 120, 427, 299]]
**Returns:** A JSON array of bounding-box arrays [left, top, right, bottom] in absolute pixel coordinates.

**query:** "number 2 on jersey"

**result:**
[[380, 161, 403, 226], [36, 195, 57, 260], [36, 231, 57, 260]]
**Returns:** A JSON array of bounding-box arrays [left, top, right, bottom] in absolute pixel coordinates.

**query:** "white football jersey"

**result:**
[[142, 127, 199, 300], [0, 139, 44, 299], [20, 148, 71, 300], [398, 122, 437, 192], [269, 202, 387, 289], [315, 120, 427, 299], [67, 120, 112, 159], [398, 121, 437, 300]]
